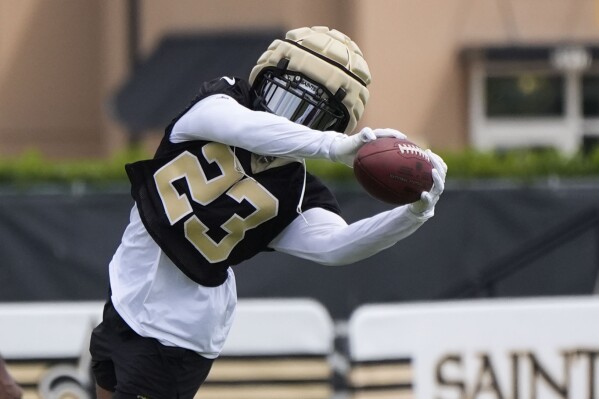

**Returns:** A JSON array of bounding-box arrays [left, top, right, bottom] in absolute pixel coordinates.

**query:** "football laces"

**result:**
[[397, 143, 430, 162]]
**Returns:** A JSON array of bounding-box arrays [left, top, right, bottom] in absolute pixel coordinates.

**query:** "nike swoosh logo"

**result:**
[[221, 76, 235, 85]]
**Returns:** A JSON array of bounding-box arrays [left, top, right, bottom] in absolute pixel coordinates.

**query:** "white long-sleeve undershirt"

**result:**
[[170, 93, 432, 266], [268, 207, 428, 266], [172, 94, 344, 160]]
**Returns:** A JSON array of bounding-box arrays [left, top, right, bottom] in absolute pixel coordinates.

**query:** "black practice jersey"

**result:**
[[125, 77, 341, 287]]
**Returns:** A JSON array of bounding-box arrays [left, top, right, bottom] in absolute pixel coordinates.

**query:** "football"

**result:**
[[353, 137, 433, 205]]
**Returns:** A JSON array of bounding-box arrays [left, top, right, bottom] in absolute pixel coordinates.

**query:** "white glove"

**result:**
[[330, 127, 407, 167], [409, 150, 447, 216]]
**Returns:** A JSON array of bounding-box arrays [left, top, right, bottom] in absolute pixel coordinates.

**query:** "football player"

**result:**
[[90, 26, 447, 399]]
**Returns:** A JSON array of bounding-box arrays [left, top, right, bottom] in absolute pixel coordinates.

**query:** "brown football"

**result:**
[[353, 137, 433, 205]]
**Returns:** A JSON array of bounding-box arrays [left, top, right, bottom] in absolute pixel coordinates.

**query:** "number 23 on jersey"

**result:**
[[153, 143, 279, 263]]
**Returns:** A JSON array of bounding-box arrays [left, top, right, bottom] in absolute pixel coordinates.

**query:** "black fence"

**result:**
[[1, 179, 598, 320]]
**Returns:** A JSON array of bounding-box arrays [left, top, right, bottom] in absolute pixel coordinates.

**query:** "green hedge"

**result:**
[[1, 147, 599, 185], [307, 147, 599, 181], [0, 149, 145, 185]]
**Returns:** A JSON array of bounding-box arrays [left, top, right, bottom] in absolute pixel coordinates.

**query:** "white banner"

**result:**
[[348, 296, 599, 399]]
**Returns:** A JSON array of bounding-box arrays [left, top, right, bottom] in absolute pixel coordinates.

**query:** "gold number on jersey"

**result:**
[[154, 143, 279, 263]]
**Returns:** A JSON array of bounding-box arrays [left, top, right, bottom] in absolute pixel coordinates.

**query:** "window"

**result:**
[[582, 75, 599, 117], [485, 74, 564, 117]]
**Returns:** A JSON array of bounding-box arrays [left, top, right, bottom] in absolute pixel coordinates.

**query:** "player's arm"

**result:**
[[170, 94, 404, 165], [268, 155, 445, 265], [268, 206, 428, 266]]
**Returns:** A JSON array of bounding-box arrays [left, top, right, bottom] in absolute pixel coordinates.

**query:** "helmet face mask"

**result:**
[[254, 66, 349, 132]]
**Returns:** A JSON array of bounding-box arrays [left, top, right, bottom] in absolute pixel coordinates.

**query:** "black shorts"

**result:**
[[89, 299, 214, 399]]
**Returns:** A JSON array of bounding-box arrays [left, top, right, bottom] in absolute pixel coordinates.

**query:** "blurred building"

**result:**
[[1, 0, 599, 159]]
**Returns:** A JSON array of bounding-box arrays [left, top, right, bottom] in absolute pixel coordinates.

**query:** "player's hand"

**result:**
[[0, 374, 23, 399], [330, 127, 407, 167], [409, 150, 447, 215]]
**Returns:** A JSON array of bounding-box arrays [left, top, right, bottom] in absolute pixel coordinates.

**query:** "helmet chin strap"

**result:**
[[252, 92, 266, 112]]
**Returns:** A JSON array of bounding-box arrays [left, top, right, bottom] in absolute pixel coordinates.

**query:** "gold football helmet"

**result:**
[[249, 26, 371, 134]]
